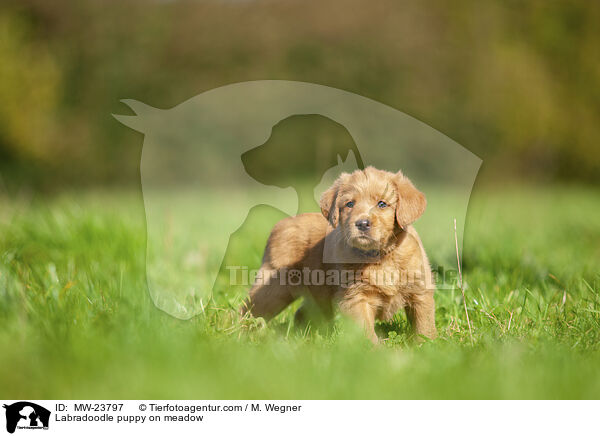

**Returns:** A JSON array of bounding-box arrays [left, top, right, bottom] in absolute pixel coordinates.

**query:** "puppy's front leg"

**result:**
[[406, 291, 437, 340], [339, 299, 378, 344]]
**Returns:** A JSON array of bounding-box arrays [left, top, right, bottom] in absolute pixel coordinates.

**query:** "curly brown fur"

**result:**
[[240, 167, 436, 343]]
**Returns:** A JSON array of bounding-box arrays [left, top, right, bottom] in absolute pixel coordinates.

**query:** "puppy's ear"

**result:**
[[319, 184, 340, 227], [393, 172, 426, 228]]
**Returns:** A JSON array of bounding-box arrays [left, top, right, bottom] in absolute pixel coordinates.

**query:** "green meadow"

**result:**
[[1, 185, 599, 399]]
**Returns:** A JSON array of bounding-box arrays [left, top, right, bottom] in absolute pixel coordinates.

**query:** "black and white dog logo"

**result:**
[[3, 402, 50, 433]]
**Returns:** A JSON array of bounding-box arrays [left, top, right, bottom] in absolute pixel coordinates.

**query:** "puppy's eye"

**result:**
[[377, 201, 388, 208], [345, 201, 355, 208]]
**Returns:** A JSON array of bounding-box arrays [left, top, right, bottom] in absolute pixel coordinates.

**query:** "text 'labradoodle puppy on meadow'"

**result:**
[[241, 167, 436, 343]]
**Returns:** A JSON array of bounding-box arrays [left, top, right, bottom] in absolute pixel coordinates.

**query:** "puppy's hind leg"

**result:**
[[240, 267, 298, 321]]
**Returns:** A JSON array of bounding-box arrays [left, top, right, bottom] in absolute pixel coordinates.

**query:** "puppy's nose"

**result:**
[[355, 219, 371, 231]]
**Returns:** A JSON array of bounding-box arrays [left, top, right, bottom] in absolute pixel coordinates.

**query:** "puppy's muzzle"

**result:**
[[355, 219, 371, 231]]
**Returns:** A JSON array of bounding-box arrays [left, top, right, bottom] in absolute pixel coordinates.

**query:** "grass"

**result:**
[[0, 184, 599, 399]]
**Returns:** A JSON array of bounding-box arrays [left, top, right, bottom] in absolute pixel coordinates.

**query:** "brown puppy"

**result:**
[[240, 167, 436, 343]]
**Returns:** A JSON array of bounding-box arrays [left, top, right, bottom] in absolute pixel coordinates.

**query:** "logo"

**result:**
[[114, 80, 481, 319], [3, 402, 50, 433]]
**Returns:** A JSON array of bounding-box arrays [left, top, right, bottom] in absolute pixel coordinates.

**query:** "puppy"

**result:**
[[240, 167, 436, 343]]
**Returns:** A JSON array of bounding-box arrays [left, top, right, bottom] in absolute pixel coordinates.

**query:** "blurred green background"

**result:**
[[1, 0, 599, 190]]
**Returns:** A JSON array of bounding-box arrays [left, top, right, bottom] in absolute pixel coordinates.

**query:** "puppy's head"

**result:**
[[320, 167, 426, 251]]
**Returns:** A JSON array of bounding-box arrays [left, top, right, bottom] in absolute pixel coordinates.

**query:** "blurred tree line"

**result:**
[[0, 0, 598, 190]]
